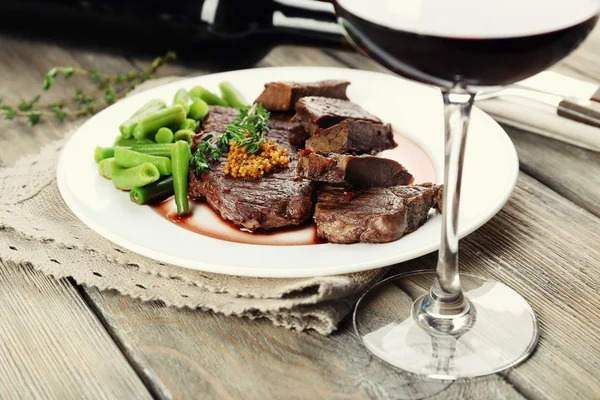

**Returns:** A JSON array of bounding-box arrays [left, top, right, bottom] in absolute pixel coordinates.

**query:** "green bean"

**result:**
[[94, 146, 114, 163], [173, 88, 190, 114], [180, 118, 197, 131], [155, 127, 173, 144], [188, 98, 209, 120], [133, 104, 186, 140], [98, 158, 118, 179], [171, 141, 190, 216], [189, 86, 228, 106], [112, 163, 160, 190], [129, 176, 174, 205], [114, 147, 172, 176], [119, 99, 166, 138], [129, 143, 174, 158], [173, 129, 194, 145], [113, 137, 154, 147], [219, 81, 249, 109]]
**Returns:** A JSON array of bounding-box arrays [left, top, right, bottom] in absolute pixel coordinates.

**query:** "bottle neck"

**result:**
[[0, 0, 348, 64], [270, 0, 346, 47], [204, 0, 346, 48]]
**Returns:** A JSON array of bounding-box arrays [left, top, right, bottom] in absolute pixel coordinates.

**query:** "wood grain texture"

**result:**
[[0, 34, 155, 399], [503, 125, 600, 216], [397, 173, 600, 400], [0, 261, 151, 399], [83, 288, 524, 400]]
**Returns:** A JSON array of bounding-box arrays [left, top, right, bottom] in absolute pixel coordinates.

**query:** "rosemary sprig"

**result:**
[[191, 103, 270, 175], [0, 51, 176, 125]]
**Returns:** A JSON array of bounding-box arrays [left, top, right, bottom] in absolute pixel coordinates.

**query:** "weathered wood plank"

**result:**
[[83, 287, 524, 400], [503, 125, 600, 216], [397, 173, 600, 400], [0, 34, 154, 398], [0, 261, 151, 399]]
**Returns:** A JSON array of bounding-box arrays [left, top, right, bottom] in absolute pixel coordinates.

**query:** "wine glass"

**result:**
[[334, 0, 599, 379]]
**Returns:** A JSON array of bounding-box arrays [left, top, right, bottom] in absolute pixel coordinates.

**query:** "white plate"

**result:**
[[57, 67, 518, 278]]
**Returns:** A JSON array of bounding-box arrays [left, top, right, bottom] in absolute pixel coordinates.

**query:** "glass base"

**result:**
[[354, 271, 538, 380]]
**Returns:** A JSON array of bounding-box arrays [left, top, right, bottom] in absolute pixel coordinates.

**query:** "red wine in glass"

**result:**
[[335, 0, 598, 379], [336, 0, 598, 89]]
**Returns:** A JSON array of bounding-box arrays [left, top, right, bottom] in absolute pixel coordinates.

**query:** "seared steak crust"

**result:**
[[292, 97, 381, 136], [297, 152, 413, 188], [255, 80, 350, 112], [314, 184, 440, 243], [306, 119, 395, 155]]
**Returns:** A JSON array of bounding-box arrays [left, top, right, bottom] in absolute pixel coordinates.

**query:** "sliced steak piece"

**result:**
[[306, 119, 395, 154], [188, 127, 314, 231], [292, 97, 381, 136], [268, 112, 309, 149], [297, 151, 413, 188], [255, 80, 350, 112], [200, 105, 240, 133], [314, 184, 440, 243]]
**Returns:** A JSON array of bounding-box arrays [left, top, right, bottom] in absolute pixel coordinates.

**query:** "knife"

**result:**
[[476, 72, 600, 129]]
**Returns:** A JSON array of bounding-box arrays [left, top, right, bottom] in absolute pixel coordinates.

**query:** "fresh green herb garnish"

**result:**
[[0, 51, 176, 125], [191, 103, 270, 175]]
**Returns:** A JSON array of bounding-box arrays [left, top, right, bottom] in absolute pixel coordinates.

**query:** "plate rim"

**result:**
[[56, 66, 519, 278]]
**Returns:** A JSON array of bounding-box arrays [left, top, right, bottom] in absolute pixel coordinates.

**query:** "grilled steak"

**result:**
[[314, 184, 440, 243], [297, 151, 413, 188], [306, 119, 395, 155], [255, 80, 350, 112], [200, 105, 240, 133], [292, 97, 381, 136], [188, 126, 314, 230]]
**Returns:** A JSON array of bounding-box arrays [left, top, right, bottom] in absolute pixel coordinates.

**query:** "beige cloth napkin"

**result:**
[[477, 95, 600, 153], [0, 78, 387, 335]]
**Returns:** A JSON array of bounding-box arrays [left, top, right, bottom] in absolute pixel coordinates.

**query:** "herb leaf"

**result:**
[[190, 103, 271, 175]]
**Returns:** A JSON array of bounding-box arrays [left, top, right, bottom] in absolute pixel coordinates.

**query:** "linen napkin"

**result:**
[[0, 77, 387, 335], [476, 72, 600, 152]]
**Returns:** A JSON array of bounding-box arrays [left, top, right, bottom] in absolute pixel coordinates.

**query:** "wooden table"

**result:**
[[1, 25, 600, 400]]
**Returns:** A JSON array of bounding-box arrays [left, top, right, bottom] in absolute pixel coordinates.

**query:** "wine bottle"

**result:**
[[0, 0, 347, 66]]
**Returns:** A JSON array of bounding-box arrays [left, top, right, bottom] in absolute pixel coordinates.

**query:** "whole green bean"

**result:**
[[173, 88, 190, 114], [129, 143, 174, 158], [113, 136, 154, 147], [129, 176, 174, 205], [119, 99, 166, 138], [94, 146, 114, 163], [219, 81, 249, 109], [180, 118, 197, 131], [112, 163, 160, 190], [171, 141, 190, 216], [98, 158, 118, 179], [188, 98, 209, 120], [189, 86, 229, 106], [155, 127, 173, 144], [173, 129, 194, 145], [114, 147, 172, 176], [133, 104, 186, 140]]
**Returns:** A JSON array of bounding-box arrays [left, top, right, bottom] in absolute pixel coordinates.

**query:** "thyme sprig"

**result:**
[[0, 51, 176, 125], [191, 103, 270, 175]]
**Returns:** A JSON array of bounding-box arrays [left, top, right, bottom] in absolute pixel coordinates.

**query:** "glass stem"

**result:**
[[429, 89, 474, 314]]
